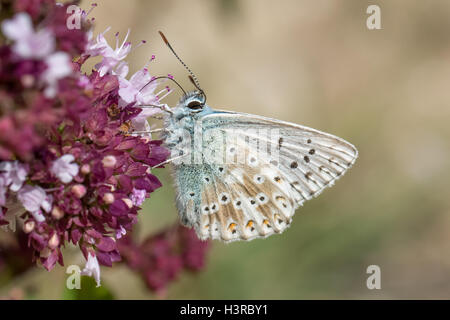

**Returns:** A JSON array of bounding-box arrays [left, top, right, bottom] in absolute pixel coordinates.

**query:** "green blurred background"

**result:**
[[2, 0, 450, 299]]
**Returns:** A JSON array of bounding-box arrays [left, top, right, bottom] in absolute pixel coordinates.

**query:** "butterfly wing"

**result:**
[[170, 110, 357, 242], [202, 110, 358, 202], [196, 141, 297, 242], [190, 110, 357, 241]]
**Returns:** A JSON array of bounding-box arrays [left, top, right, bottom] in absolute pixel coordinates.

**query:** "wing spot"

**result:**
[[218, 192, 231, 205], [263, 219, 272, 228], [304, 155, 310, 163], [254, 175, 265, 184], [202, 205, 210, 214], [305, 172, 312, 180], [210, 202, 219, 213], [290, 161, 298, 168], [274, 214, 284, 224], [257, 193, 269, 205], [307, 139, 312, 144], [233, 199, 242, 209], [278, 137, 283, 148], [274, 176, 281, 182], [309, 149, 315, 155]]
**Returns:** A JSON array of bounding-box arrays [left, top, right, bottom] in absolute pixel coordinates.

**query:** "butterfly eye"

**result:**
[[187, 100, 203, 110]]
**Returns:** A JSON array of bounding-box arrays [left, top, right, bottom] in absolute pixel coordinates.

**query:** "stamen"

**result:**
[[157, 89, 171, 102], [86, 3, 98, 17], [115, 31, 120, 48], [134, 40, 146, 50]]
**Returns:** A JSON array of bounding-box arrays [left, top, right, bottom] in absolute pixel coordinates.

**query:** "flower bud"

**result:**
[[48, 233, 59, 249], [23, 220, 35, 233], [71, 184, 87, 198], [40, 248, 51, 258], [122, 198, 133, 208], [103, 193, 115, 204], [102, 155, 117, 168], [81, 164, 91, 174], [51, 206, 64, 220], [21, 75, 35, 87]]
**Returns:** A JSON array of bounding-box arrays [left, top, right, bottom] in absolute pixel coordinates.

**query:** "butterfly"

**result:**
[[144, 32, 358, 242]]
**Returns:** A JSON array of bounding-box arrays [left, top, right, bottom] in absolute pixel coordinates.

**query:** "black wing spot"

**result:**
[[307, 138, 312, 144], [309, 149, 315, 155], [304, 155, 310, 163], [290, 161, 298, 168], [278, 137, 283, 148]]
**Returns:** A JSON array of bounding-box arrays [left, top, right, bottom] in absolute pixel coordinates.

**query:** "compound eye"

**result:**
[[187, 100, 203, 110]]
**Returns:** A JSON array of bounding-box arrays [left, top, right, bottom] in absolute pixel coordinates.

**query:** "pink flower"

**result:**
[[1, 13, 55, 59], [0, 175, 7, 206], [89, 29, 132, 77], [42, 52, 72, 97], [17, 185, 52, 223], [117, 67, 161, 130], [50, 154, 79, 184], [131, 188, 146, 206], [0, 161, 28, 192], [116, 226, 127, 239], [81, 253, 101, 287]]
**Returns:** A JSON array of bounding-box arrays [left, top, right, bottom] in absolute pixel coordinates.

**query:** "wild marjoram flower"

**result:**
[[1, 12, 72, 97], [0, 1, 185, 286]]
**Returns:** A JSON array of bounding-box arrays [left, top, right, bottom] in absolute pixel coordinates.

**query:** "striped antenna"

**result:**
[[158, 31, 202, 91]]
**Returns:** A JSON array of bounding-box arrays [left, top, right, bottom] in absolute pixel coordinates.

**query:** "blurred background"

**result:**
[[1, 0, 450, 299]]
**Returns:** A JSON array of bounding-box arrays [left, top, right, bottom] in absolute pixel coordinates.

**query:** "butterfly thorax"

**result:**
[[162, 91, 224, 226]]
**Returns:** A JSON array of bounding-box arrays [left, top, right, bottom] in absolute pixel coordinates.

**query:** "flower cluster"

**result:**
[[117, 224, 209, 294], [0, 0, 173, 286]]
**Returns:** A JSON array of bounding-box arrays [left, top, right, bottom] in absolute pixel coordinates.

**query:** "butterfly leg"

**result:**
[[138, 103, 173, 115], [151, 154, 188, 169], [130, 128, 168, 134]]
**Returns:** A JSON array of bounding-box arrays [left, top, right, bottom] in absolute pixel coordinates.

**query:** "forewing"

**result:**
[[201, 111, 358, 207]]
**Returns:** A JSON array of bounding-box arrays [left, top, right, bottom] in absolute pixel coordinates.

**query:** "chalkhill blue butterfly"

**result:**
[[141, 32, 358, 242]]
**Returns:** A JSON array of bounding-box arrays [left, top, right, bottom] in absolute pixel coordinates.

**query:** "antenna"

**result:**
[[158, 31, 203, 92]]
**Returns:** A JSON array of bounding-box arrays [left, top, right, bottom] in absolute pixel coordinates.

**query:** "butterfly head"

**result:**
[[173, 90, 212, 119]]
